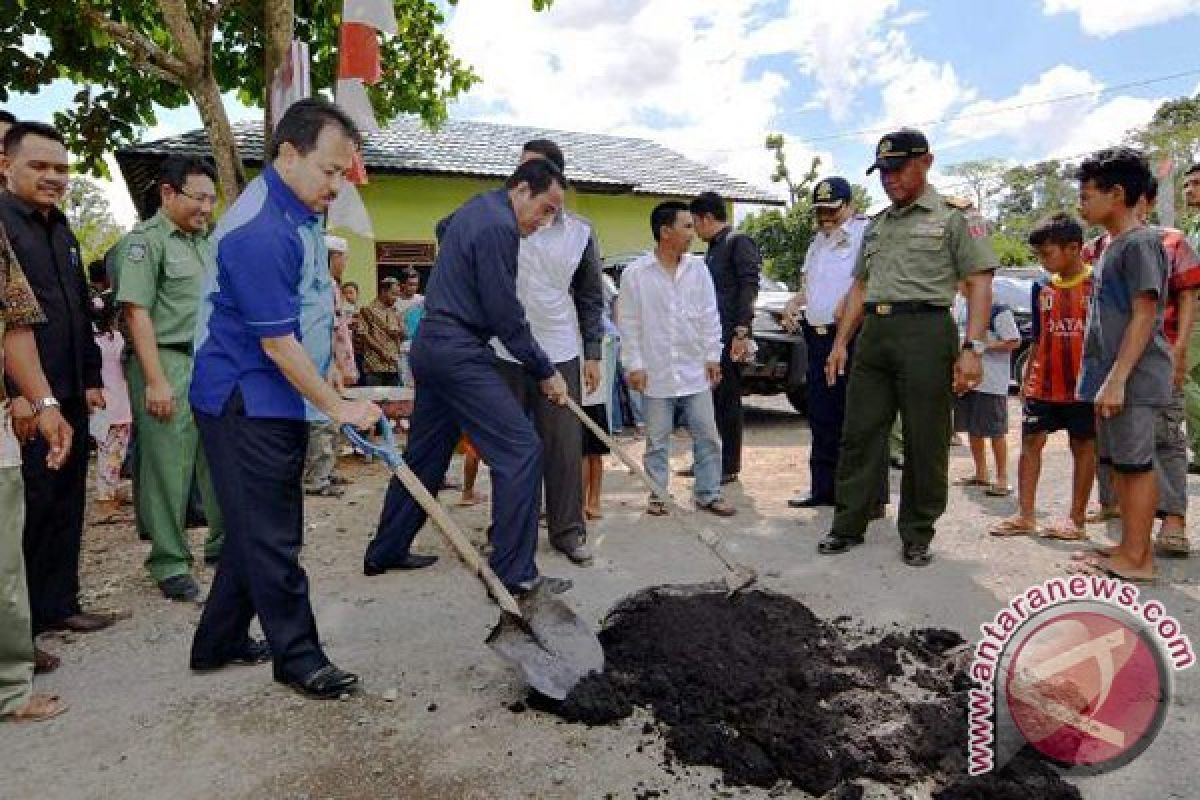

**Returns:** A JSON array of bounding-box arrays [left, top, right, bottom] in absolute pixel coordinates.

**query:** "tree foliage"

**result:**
[[2, 1, 550, 201], [741, 136, 870, 288], [62, 177, 128, 267]]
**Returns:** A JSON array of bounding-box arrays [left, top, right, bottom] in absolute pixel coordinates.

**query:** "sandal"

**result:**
[[989, 518, 1037, 537], [1039, 520, 1088, 541], [953, 477, 990, 487], [1065, 557, 1155, 585], [1085, 506, 1119, 524], [6, 693, 68, 723], [1156, 528, 1190, 558], [985, 484, 1013, 497], [1069, 546, 1115, 562], [646, 499, 668, 516]]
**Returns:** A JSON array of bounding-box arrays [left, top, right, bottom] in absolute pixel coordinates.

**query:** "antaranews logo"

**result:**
[[967, 574, 1194, 776]]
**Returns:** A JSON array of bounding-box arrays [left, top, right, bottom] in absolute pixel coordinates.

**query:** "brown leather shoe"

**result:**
[[33, 647, 60, 674], [699, 498, 737, 517], [49, 612, 115, 633]]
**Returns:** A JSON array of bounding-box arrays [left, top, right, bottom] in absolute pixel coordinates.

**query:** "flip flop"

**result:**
[[6, 693, 68, 723], [985, 484, 1013, 497], [1039, 520, 1088, 541], [456, 494, 487, 507], [953, 477, 990, 487], [1066, 558, 1156, 585], [989, 518, 1038, 537], [1156, 528, 1191, 558], [1068, 546, 1116, 562]]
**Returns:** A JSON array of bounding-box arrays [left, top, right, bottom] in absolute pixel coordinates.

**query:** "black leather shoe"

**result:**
[[817, 534, 864, 555], [511, 576, 573, 597], [191, 638, 271, 672], [1189, 463, 1200, 476], [720, 473, 739, 485], [159, 574, 201, 602], [284, 664, 360, 699], [363, 553, 438, 575], [554, 540, 594, 566], [902, 544, 933, 567], [789, 495, 834, 509]]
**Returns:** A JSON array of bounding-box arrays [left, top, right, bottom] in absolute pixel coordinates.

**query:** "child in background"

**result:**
[[991, 214, 1095, 539], [1071, 147, 1173, 583], [952, 282, 1021, 496], [91, 292, 132, 524], [582, 331, 618, 520]]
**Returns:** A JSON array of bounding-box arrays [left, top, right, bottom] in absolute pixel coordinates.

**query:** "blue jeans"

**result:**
[[643, 391, 723, 505]]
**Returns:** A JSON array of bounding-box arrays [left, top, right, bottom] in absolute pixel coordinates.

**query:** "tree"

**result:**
[[62, 177, 128, 267], [1130, 92, 1200, 226], [942, 158, 1006, 218], [741, 136, 869, 288], [3, 1, 551, 201]]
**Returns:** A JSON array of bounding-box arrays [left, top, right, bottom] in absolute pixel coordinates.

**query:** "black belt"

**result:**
[[159, 342, 193, 355], [864, 302, 947, 316]]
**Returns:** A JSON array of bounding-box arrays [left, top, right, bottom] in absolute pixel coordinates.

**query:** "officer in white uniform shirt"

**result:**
[[490, 139, 604, 566], [784, 177, 886, 513]]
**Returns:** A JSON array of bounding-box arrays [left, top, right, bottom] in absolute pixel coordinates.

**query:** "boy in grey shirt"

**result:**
[[953, 286, 1021, 495], [1073, 147, 1172, 583]]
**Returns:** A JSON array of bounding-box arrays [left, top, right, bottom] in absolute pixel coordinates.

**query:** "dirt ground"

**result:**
[[4, 396, 1198, 800]]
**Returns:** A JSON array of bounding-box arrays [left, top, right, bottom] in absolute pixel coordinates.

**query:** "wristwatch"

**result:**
[[733, 326, 751, 340], [962, 339, 987, 355], [31, 396, 60, 415]]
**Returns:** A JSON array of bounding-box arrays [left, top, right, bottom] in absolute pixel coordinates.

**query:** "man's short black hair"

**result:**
[[3, 121, 65, 158], [343, 281, 359, 292], [158, 155, 217, 192], [398, 267, 418, 282], [505, 157, 568, 194], [0, 110, 16, 126], [651, 201, 690, 242], [1186, 163, 1200, 178], [1028, 212, 1084, 247], [522, 139, 565, 173], [268, 97, 362, 162], [87, 259, 108, 285], [1076, 146, 1152, 209], [689, 191, 728, 223]]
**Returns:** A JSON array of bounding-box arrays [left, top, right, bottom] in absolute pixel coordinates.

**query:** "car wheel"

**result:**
[[786, 386, 807, 415]]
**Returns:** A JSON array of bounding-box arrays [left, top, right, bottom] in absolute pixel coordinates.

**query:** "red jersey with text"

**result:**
[[1023, 268, 1093, 403]]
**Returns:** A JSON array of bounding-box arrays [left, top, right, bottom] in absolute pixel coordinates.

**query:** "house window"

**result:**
[[375, 240, 436, 289]]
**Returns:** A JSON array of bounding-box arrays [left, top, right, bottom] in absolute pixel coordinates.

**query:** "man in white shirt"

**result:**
[[491, 140, 605, 565], [784, 177, 887, 513], [619, 202, 735, 517]]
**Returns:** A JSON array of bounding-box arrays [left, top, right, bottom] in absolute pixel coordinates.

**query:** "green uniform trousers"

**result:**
[[128, 348, 224, 582], [833, 311, 958, 546], [0, 466, 34, 715], [1186, 321, 1200, 467]]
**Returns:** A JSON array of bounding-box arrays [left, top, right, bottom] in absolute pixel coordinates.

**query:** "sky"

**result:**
[[6, 0, 1200, 226]]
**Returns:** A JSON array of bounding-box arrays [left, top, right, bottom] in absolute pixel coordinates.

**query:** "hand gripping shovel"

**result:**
[[343, 423, 603, 700], [562, 396, 757, 593]]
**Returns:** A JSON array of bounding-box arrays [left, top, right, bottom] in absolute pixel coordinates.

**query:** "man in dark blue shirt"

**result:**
[[365, 158, 573, 595], [188, 99, 380, 699]]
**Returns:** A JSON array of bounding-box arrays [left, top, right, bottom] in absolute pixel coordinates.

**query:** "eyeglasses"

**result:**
[[177, 188, 218, 206]]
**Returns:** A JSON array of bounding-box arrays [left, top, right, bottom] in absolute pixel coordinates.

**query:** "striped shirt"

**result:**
[[1023, 268, 1093, 404]]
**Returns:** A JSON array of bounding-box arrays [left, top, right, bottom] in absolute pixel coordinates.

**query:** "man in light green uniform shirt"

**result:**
[[113, 157, 224, 602], [820, 129, 997, 567]]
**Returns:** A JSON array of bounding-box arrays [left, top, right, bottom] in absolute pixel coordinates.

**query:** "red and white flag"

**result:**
[[269, 41, 311, 129]]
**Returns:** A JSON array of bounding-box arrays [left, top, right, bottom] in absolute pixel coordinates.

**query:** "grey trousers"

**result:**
[[0, 466, 34, 715], [495, 356, 586, 549], [1095, 391, 1187, 517], [303, 421, 338, 490]]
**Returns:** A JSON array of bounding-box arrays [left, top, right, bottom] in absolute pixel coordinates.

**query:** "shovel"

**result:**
[[342, 422, 603, 700], [562, 396, 757, 593]]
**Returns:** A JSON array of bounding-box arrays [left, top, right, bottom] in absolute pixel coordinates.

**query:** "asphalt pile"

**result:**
[[547, 585, 1081, 799]]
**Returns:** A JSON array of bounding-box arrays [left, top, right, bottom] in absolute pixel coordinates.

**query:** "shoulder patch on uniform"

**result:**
[[127, 242, 147, 262], [943, 195, 973, 210]]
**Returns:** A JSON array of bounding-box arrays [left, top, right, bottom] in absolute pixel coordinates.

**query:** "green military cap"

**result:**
[[866, 128, 930, 174]]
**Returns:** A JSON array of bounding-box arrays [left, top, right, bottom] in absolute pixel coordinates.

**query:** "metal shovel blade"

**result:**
[[485, 583, 604, 701]]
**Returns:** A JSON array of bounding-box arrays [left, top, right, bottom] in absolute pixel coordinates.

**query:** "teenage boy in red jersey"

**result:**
[[992, 214, 1096, 539]]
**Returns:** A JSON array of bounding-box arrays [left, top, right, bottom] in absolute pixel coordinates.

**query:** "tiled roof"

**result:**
[[116, 116, 784, 209]]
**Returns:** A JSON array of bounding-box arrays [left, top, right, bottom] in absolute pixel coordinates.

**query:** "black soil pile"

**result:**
[[549, 586, 1081, 799]]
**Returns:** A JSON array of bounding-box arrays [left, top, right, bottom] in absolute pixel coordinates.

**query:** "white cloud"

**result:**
[[945, 65, 1163, 161], [1042, 0, 1200, 37]]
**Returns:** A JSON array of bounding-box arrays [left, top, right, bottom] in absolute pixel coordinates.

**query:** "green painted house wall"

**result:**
[[333, 174, 675, 297]]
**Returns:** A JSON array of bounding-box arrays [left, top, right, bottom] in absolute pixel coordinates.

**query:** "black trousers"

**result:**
[[804, 323, 890, 507], [712, 345, 743, 476], [21, 396, 87, 632], [495, 356, 586, 549], [190, 393, 327, 681]]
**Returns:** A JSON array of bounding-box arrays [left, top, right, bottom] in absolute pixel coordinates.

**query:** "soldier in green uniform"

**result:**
[[820, 129, 996, 566], [113, 157, 225, 602]]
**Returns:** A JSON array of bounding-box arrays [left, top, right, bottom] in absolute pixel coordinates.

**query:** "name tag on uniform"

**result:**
[[913, 223, 945, 238]]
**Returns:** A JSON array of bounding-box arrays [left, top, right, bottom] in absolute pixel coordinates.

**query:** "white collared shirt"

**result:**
[[803, 215, 867, 326], [618, 251, 723, 398], [491, 211, 592, 364]]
